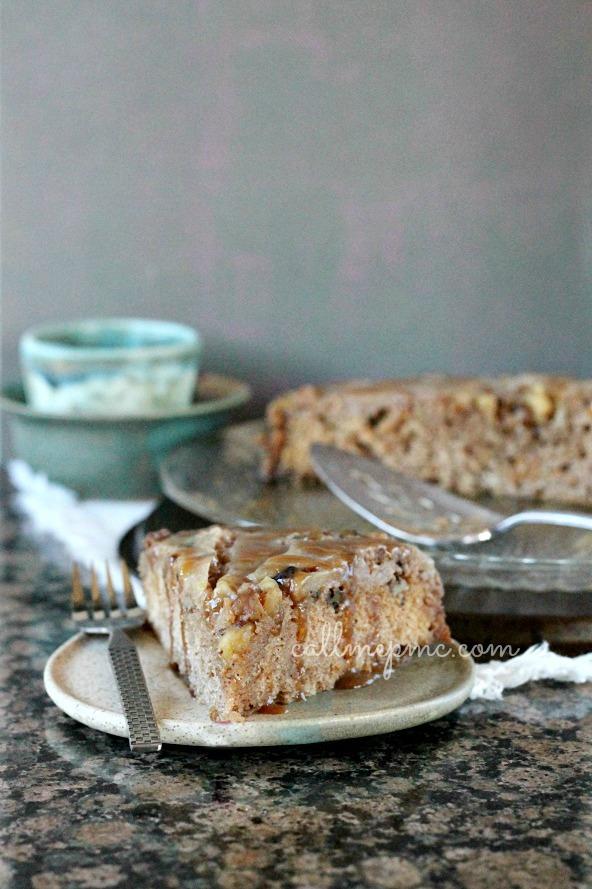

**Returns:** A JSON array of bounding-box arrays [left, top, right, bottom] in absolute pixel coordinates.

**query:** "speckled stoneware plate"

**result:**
[[44, 630, 474, 747], [161, 421, 592, 592]]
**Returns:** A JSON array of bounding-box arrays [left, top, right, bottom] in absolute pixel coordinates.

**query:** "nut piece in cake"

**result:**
[[139, 525, 450, 721]]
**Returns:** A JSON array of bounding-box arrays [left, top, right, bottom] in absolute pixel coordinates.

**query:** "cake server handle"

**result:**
[[494, 510, 592, 534], [108, 628, 162, 752]]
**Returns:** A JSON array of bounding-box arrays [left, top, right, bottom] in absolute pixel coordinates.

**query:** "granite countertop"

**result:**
[[1, 478, 591, 889]]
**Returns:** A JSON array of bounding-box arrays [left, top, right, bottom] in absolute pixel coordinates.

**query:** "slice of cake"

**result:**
[[139, 525, 450, 721], [262, 374, 592, 504]]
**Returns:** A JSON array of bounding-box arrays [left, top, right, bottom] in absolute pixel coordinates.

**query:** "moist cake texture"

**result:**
[[139, 525, 450, 721], [263, 374, 592, 504]]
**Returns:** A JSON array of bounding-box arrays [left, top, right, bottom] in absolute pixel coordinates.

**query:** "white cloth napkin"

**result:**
[[7, 459, 155, 599], [8, 460, 592, 700], [471, 642, 592, 699]]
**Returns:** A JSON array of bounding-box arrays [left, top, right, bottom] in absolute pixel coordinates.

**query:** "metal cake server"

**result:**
[[310, 444, 592, 547]]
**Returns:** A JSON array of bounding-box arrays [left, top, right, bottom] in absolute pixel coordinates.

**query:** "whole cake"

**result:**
[[139, 525, 450, 721], [263, 374, 592, 504]]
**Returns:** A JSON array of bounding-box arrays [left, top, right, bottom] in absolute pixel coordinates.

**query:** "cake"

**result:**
[[139, 525, 450, 721], [262, 374, 592, 504]]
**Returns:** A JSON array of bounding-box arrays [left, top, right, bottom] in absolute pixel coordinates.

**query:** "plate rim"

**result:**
[[43, 632, 474, 748], [0, 373, 251, 423]]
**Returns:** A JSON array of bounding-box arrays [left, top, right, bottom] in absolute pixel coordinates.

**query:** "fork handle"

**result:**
[[108, 628, 162, 752]]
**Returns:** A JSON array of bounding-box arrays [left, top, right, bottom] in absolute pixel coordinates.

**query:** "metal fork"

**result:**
[[71, 561, 162, 753]]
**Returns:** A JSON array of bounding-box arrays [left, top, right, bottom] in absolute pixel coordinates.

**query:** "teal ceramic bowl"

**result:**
[[1, 374, 250, 498], [20, 318, 202, 415]]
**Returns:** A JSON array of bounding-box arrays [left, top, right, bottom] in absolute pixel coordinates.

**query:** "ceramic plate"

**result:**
[[161, 421, 592, 592], [44, 630, 473, 747]]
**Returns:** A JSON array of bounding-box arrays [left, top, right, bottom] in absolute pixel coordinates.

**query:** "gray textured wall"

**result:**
[[2, 0, 591, 410]]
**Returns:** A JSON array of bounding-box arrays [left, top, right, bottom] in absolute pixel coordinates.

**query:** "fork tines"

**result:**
[[120, 559, 136, 611], [71, 562, 89, 616], [70, 561, 138, 621]]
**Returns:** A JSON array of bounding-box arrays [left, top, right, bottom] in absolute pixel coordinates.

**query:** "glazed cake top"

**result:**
[[145, 526, 397, 602], [268, 373, 592, 404]]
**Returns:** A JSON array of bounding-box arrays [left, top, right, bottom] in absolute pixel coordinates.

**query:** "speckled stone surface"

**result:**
[[1, 475, 591, 889]]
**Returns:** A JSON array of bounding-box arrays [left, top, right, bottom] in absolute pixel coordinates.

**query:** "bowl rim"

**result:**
[[0, 373, 251, 423], [20, 317, 202, 363]]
